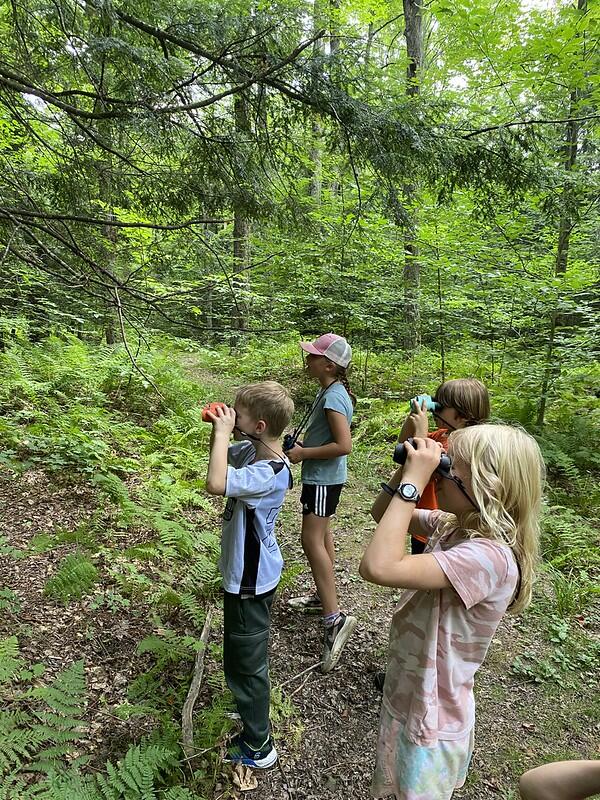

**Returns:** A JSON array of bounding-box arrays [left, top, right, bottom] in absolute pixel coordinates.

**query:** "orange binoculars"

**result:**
[[201, 402, 228, 422]]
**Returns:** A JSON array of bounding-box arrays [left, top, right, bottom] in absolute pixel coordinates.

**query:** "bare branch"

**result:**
[[1, 206, 230, 230], [113, 286, 164, 398], [462, 114, 600, 139], [181, 607, 214, 764]]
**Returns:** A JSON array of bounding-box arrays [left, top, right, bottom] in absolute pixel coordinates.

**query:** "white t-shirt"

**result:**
[[219, 441, 292, 595]]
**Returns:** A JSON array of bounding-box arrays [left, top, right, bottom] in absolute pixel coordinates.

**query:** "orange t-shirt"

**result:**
[[412, 428, 450, 543]]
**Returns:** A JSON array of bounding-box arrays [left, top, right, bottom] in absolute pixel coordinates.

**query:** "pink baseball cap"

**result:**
[[300, 333, 352, 368]]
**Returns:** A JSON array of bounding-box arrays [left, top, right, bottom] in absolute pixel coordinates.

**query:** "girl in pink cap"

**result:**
[[285, 333, 357, 673]]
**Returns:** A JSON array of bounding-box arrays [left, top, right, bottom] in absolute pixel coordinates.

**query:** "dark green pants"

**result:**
[[223, 587, 276, 749]]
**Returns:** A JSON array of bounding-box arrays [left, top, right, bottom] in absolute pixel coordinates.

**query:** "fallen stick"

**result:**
[[181, 606, 214, 762], [287, 670, 314, 699], [276, 661, 321, 690]]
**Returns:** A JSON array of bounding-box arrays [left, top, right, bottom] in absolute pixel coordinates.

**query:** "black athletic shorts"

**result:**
[[300, 483, 344, 518]]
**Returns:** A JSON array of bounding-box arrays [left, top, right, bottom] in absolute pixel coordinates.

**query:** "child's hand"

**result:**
[[408, 398, 429, 438], [286, 444, 304, 464], [206, 404, 236, 436], [401, 436, 442, 488]]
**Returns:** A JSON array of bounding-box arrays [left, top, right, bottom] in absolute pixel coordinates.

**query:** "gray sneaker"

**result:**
[[321, 612, 357, 673], [287, 593, 323, 614]]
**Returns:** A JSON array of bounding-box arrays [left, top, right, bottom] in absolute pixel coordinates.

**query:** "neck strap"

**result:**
[[288, 379, 338, 446]]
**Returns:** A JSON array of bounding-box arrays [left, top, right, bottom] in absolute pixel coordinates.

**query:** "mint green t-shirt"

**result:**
[[300, 382, 353, 486]]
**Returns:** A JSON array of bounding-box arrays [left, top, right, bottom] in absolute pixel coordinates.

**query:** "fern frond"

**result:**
[[0, 637, 23, 684], [44, 554, 98, 602], [159, 789, 197, 799], [94, 744, 178, 800], [178, 592, 206, 629], [151, 515, 194, 557], [30, 661, 86, 715], [0, 712, 44, 774]]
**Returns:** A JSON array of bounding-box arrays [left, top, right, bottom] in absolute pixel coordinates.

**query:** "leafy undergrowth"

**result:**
[[0, 335, 598, 799]]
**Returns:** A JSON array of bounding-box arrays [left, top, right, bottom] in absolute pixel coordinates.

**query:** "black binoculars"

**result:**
[[283, 433, 301, 452], [393, 437, 452, 476]]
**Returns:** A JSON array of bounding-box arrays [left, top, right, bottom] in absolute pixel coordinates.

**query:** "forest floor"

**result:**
[[2, 464, 599, 800]]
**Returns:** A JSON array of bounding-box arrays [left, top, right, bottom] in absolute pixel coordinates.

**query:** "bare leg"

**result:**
[[300, 513, 338, 616], [519, 761, 600, 800], [324, 522, 335, 566]]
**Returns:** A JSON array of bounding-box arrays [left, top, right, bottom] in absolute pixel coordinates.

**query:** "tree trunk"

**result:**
[[231, 94, 251, 337], [536, 0, 587, 428], [308, 0, 325, 202], [401, 0, 423, 352]]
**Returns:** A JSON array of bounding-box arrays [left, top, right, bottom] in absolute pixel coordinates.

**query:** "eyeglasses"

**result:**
[[440, 469, 479, 511]]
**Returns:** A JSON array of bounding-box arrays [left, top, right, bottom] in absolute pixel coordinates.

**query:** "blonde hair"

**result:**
[[434, 378, 490, 425], [235, 381, 294, 438], [440, 424, 545, 614]]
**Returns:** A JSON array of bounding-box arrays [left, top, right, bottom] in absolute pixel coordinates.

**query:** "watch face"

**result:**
[[400, 483, 418, 500]]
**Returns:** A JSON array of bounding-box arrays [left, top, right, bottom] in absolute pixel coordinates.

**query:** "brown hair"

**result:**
[[235, 381, 294, 438], [434, 378, 490, 425], [330, 364, 357, 407]]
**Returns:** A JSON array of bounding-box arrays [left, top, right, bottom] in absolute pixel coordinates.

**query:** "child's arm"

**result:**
[[205, 405, 237, 495], [519, 760, 600, 800], [398, 398, 429, 442], [287, 409, 351, 464], [360, 438, 451, 590], [371, 465, 404, 522]]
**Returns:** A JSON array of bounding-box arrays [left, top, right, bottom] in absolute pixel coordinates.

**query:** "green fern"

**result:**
[[178, 591, 206, 629], [34, 742, 180, 800], [0, 656, 88, 788], [44, 554, 98, 602], [96, 744, 176, 799], [159, 789, 198, 799], [0, 637, 23, 684], [0, 712, 45, 774], [27, 661, 88, 774], [151, 515, 195, 558]]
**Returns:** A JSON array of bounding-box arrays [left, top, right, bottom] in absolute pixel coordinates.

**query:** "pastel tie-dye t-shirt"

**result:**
[[383, 509, 519, 747]]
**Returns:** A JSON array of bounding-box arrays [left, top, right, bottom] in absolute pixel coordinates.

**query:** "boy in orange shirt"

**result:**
[[394, 379, 490, 553]]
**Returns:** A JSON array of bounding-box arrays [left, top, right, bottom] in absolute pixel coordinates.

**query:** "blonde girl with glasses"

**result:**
[[361, 425, 544, 800]]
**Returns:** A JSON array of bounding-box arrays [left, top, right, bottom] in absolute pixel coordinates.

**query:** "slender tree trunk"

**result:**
[[94, 8, 120, 346], [98, 121, 119, 345], [308, 0, 325, 202], [401, 0, 423, 352], [231, 94, 251, 337], [536, 0, 587, 427]]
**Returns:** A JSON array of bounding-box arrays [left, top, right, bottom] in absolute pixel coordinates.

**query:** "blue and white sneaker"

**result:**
[[224, 734, 278, 769]]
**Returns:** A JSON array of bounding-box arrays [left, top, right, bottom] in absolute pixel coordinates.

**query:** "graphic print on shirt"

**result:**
[[263, 505, 283, 553], [223, 496, 237, 522]]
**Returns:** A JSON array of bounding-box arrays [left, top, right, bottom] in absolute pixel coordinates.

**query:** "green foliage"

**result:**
[[548, 567, 600, 618], [44, 553, 99, 603], [0, 653, 87, 783], [0, 637, 25, 684], [511, 615, 600, 685], [0, 642, 196, 798], [540, 505, 600, 572], [0, 589, 21, 615]]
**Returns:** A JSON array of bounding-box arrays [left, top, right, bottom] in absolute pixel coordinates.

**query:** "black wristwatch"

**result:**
[[396, 482, 421, 504]]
